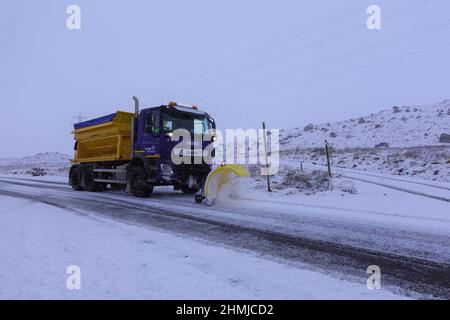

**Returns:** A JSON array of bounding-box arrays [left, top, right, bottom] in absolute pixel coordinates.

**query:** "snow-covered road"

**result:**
[[0, 175, 449, 299], [1, 195, 402, 299]]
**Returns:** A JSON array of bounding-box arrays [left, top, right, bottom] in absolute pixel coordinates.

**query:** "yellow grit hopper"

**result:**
[[72, 111, 134, 163]]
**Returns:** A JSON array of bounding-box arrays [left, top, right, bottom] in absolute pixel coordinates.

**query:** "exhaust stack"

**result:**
[[132, 96, 139, 118]]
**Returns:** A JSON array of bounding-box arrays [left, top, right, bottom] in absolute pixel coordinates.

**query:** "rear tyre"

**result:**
[[130, 167, 153, 198], [82, 167, 105, 192], [69, 165, 83, 191]]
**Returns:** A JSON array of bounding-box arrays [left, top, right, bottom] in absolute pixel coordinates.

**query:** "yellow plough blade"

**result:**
[[204, 164, 250, 205]]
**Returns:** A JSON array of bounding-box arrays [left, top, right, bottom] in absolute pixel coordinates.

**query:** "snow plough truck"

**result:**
[[68, 97, 249, 204]]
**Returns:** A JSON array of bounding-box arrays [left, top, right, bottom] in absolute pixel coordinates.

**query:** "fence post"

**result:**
[[262, 122, 272, 192], [325, 140, 332, 178]]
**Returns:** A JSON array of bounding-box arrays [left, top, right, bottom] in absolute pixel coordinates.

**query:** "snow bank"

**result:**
[[0, 195, 404, 299]]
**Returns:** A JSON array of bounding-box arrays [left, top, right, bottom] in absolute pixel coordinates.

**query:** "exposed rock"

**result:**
[[304, 124, 314, 132], [438, 133, 450, 143], [329, 132, 337, 138], [393, 106, 401, 113], [375, 142, 389, 148], [358, 118, 367, 124]]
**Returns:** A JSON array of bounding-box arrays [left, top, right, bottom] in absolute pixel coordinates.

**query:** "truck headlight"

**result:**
[[160, 163, 173, 175]]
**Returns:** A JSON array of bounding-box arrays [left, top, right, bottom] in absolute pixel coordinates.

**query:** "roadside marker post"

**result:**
[[262, 122, 272, 192], [325, 140, 332, 178]]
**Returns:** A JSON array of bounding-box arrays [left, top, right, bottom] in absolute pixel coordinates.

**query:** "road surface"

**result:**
[[0, 175, 449, 298]]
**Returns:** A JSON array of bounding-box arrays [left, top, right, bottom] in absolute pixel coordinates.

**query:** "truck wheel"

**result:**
[[82, 168, 105, 192], [130, 167, 153, 198], [69, 165, 83, 191], [195, 194, 205, 204]]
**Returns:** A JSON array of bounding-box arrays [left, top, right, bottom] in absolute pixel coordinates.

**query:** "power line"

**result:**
[[164, 0, 372, 86], [169, 0, 432, 96], [287, 40, 450, 89], [213, 40, 450, 107], [151, 0, 374, 103], [206, 17, 450, 97]]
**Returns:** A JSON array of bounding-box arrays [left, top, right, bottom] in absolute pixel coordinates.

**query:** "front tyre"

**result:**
[[195, 194, 204, 204], [130, 167, 153, 198]]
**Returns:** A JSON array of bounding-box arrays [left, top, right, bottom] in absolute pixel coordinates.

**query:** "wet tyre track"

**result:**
[[3, 178, 448, 264]]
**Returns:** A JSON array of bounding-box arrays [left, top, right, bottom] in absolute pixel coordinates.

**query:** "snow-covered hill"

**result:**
[[1, 100, 449, 182], [280, 99, 450, 150], [0, 152, 71, 176]]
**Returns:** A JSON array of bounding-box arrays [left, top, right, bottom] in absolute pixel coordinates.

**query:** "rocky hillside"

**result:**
[[280, 99, 450, 150], [0, 152, 71, 176]]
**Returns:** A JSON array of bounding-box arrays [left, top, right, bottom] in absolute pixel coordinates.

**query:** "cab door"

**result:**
[[136, 109, 161, 157]]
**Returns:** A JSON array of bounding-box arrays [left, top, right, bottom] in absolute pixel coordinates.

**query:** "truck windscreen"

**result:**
[[163, 110, 213, 135]]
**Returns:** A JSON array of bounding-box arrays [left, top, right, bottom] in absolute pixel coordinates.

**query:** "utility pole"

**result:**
[[72, 113, 87, 123], [236, 140, 240, 164], [325, 140, 332, 178], [262, 122, 272, 192]]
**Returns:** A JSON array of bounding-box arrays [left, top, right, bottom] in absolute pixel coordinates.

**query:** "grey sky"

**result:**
[[1, 0, 449, 157]]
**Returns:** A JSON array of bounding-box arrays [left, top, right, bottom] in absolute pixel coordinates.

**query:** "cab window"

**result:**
[[152, 110, 160, 135], [144, 110, 160, 136]]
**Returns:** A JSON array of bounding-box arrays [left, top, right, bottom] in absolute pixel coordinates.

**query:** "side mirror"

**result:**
[[208, 117, 216, 129]]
